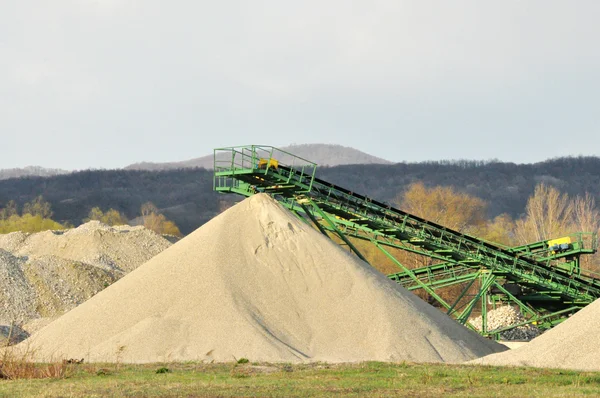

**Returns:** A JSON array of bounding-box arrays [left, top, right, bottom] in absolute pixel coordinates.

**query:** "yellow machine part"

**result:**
[[548, 236, 572, 254], [258, 158, 279, 170], [547, 237, 571, 247]]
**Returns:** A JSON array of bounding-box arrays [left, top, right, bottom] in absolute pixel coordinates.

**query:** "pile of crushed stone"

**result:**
[[0, 250, 36, 324], [471, 298, 600, 370], [0, 222, 172, 340], [0, 221, 171, 273], [17, 194, 506, 364], [469, 306, 541, 341]]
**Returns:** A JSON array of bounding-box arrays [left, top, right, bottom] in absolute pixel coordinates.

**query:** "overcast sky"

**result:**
[[2, 1, 599, 170]]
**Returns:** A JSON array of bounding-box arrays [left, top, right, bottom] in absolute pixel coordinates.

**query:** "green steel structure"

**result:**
[[214, 145, 599, 338]]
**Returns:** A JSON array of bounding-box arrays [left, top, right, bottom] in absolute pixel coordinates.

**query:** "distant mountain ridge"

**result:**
[[0, 144, 391, 180], [2, 156, 600, 237], [0, 157, 600, 234], [0, 166, 70, 180], [124, 144, 393, 170]]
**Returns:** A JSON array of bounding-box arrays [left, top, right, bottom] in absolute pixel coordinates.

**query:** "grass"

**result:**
[[0, 342, 72, 381], [1, 361, 600, 397]]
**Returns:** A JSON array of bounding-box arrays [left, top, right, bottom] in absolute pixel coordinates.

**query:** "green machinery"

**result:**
[[214, 145, 599, 338]]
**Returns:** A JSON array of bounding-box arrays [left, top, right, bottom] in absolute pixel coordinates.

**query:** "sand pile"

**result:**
[[18, 194, 505, 363], [471, 298, 600, 370]]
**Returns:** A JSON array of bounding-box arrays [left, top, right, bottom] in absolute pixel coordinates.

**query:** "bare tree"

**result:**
[[394, 182, 488, 269], [0, 200, 18, 220], [571, 193, 600, 273], [515, 184, 573, 243], [22, 196, 53, 219], [396, 182, 487, 233], [571, 193, 600, 233]]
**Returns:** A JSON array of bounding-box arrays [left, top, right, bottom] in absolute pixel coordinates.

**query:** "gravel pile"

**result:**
[[0, 222, 172, 342], [0, 221, 171, 273], [0, 231, 28, 253], [16, 194, 506, 363], [469, 306, 541, 340], [23, 255, 119, 317], [470, 298, 600, 370], [0, 250, 37, 324]]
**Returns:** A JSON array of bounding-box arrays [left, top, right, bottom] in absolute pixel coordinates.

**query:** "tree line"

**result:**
[[0, 196, 64, 233], [0, 168, 224, 235], [0, 196, 182, 236], [1, 156, 600, 235]]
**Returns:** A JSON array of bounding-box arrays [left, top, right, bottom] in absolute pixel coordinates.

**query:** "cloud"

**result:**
[[0, 1, 599, 168]]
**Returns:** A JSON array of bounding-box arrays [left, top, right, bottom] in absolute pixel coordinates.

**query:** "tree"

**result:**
[[160, 218, 182, 236], [570, 193, 600, 273], [0, 197, 64, 233], [86, 207, 104, 222], [0, 214, 64, 233], [84, 207, 128, 226], [513, 184, 600, 273], [392, 182, 488, 270], [22, 195, 53, 219], [141, 202, 159, 219], [0, 200, 18, 220], [140, 202, 182, 237], [571, 193, 600, 234], [102, 209, 128, 226], [515, 184, 573, 243], [480, 214, 516, 246], [396, 182, 488, 233]]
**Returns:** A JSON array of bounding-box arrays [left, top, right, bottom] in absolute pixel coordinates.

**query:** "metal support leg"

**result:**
[[447, 272, 481, 316], [456, 272, 496, 324], [373, 241, 453, 311], [305, 199, 370, 264], [299, 204, 330, 238]]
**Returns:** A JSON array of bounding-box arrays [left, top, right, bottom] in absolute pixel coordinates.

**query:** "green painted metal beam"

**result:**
[[372, 241, 452, 310]]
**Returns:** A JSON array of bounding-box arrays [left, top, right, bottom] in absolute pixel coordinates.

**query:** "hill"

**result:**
[[0, 166, 70, 180], [1, 156, 599, 235], [124, 144, 393, 170]]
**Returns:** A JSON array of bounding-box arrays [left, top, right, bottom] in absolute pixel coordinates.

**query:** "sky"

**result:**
[[1, 1, 599, 170]]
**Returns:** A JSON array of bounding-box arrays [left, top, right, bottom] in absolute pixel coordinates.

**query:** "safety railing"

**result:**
[[213, 145, 318, 194]]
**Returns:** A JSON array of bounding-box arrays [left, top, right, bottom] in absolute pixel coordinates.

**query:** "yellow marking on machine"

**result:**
[[548, 237, 571, 246], [258, 158, 279, 170], [548, 236, 572, 253]]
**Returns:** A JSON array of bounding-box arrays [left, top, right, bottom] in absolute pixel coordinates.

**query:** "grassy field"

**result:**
[[1, 361, 600, 397]]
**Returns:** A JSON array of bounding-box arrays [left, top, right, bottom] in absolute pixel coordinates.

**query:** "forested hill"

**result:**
[[124, 143, 392, 170], [0, 156, 599, 235], [318, 156, 600, 218], [0, 166, 69, 180]]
